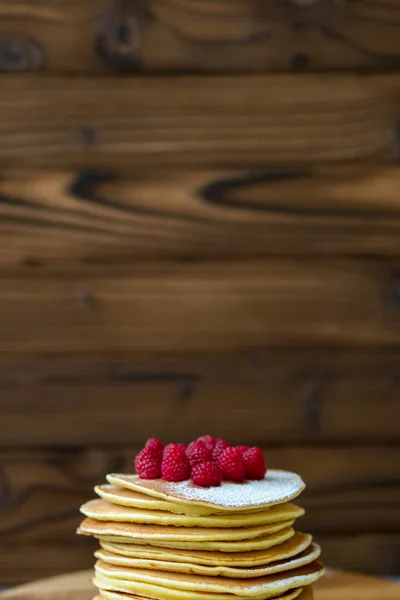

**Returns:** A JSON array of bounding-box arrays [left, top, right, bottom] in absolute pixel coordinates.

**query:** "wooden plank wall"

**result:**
[[0, 0, 400, 585]]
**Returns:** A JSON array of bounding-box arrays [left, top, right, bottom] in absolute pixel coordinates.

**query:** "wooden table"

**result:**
[[1, 569, 399, 600]]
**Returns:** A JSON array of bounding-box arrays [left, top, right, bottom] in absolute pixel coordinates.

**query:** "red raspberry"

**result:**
[[242, 447, 267, 480], [197, 435, 217, 451], [191, 461, 222, 488], [212, 438, 231, 461], [145, 438, 164, 454], [134, 448, 162, 479], [217, 447, 246, 482], [236, 445, 250, 455], [186, 440, 213, 466], [161, 445, 190, 482], [164, 442, 186, 456]]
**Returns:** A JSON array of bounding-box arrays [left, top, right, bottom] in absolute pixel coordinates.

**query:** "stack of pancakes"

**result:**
[[78, 470, 324, 600]]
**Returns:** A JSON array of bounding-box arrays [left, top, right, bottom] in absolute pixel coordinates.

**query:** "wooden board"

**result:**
[[4, 166, 400, 265], [1, 0, 400, 73], [0, 261, 399, 352], [0, 75, 397, 169], [2, 350, 400, 444], [1, 569, 399, 600]]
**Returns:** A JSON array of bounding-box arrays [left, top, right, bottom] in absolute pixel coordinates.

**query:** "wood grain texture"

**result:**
[[1, 6, 400, 587], [1, 446, 399, 539], [0, 261, 399, 352], [0, 569, 96, 596], [317, 535, 400, 577], [1, 0, 400, 72], [0, 75, 397, 169], [3, 166, 400, 265], [0, 545, 94, 586], [1, 350, 400, 445]]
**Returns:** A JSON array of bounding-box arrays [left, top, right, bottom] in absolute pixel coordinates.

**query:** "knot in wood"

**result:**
[[0, 35, 44, 72], [74, 290, 95, 309], [96, 0, 145, 69]]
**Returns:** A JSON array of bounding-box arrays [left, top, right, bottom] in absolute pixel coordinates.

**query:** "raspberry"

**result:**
[[191, 461, 222, 488], [161, 445, 190, 482], [236, 445, 250, 455], [145, 438, 164, 454], [212, 438, 231, 461], [186, 440, 212, 466], [197, 435, 217, 451], [242, 447, 267, 480], [134, 448, 162, 479], [164, 442, 186, 456], [217, 447, 246, 482]]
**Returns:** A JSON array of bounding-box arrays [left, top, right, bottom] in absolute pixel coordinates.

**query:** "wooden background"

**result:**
[[0, 0, 400, 586]]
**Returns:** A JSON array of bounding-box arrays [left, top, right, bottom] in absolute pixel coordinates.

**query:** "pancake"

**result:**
[[107, 471, 305, 513], [96, 485, 222, 516], [100, 532, 312, 567], [87, 526, 295, 552], [82, 498, 304, 528], [94, 560, 324, 598], [78, 517, 294, 542], [97, 528, 295, 552], [95, 543, 321, 578], [96, 587, 303, 600]]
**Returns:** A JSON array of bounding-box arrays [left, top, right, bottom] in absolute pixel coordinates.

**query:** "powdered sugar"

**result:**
[[163, 470, 305, 508]]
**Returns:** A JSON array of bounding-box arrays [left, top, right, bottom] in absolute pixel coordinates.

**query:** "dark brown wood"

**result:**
[[0, 546, 95, 586], [300, 506, 400, 534], [0, 261, 399, 353], [2, 349, 400, 382], [3, 166, 400, 266], [1, 5, 400, 586], [1, 350, 400, 445], [318, 535, 400, 577], [1, 0, 400, 73], [0, 75, 397, 169]]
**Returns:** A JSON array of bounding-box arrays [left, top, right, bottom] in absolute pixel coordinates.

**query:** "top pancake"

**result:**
[[107, 470, 305, 513], [96, 485, 219, 516]]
